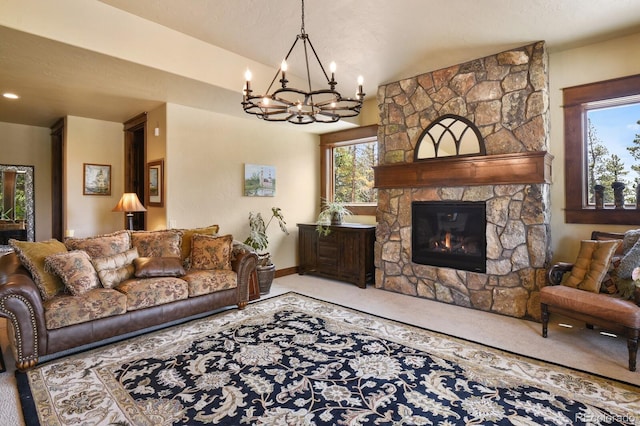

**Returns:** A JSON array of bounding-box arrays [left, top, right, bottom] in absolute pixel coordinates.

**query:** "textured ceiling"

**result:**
[[1, 0, 640, 132]]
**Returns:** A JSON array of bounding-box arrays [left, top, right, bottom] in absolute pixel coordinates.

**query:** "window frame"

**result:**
[[320, 124, 378, 216], [563, 74, 640, 225]]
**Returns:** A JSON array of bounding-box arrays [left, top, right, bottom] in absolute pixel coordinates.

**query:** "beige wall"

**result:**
[[165, 103, 320, 270], [146, 105, 168, 231], [548, 32, 640, 262], [0, 121, 52, 241], [64, 116, 124, 237]]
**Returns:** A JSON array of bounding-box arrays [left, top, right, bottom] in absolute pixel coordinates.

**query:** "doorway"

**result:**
[[124, 113, 146, 231]]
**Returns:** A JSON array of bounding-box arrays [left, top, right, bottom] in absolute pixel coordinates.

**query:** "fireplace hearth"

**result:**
[[412, 201, 486, 273]]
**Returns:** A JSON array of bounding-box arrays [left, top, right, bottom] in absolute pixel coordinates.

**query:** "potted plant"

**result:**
[[315, 201, 352, 236], [244, 207, 288, 294]]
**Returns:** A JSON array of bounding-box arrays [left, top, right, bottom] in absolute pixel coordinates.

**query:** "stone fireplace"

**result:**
[[374, 41, 551, 320]]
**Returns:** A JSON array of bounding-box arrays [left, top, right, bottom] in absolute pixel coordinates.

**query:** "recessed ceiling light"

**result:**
[[3, 93, 19, 99]]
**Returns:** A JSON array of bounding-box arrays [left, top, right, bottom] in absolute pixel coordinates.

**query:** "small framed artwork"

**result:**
[[147, 159, 164, 207], [83, 163, 111, 195], [244, 164, 276, 197]]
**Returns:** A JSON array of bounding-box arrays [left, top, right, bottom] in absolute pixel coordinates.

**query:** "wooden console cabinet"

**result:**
[[297, 223, 375, 288]]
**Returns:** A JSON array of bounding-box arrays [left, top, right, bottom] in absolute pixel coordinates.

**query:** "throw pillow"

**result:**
[[178, 225, 220, 262], [64, 230, 131, 259], [130, 230, 182, 258], [563, 239, 621, 293], [190, 234, 233, 270], [91, 248, 139, 288], [9, 239, 68, 300], [622, 229, 640, 254], [44, 250, 100, 296], [617, 236, 640, 280], [133, 257, 185, 278]]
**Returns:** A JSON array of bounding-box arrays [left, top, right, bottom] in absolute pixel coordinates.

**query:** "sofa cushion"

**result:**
[[92, 248, 139, 289], [540, 285, 640, 329], [190, 234, 233, 270], [133, 257, 185, 278], [563, 239, 621, 293], [9, 239, 68, 300], [64, 230, 130, 259], [130, 230, 182, 258], [182, 269, 237, 297], [44, 250, 101, 296], [116, 277, 188, 311], [178, 225, 220, 262], [43, 288, 128, 330]]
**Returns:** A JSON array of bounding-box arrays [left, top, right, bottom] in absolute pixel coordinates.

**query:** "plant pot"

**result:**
[[331, 211, 343, 225], [257, 263, 276, 295]]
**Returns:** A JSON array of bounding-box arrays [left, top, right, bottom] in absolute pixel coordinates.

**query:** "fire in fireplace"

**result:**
[[412, 201, 486, 273]]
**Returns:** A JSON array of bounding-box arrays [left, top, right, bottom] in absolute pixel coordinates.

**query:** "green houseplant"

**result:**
[[244, 207, 289, 294], [316, 201, 352, 236]]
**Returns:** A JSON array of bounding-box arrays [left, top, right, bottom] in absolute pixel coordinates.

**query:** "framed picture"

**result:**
[[83, 163, 111, 195], [147, 159, 164, 207], [244, 164, 276, 197]]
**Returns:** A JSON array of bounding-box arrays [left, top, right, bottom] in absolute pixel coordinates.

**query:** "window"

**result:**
[[586, 100, 640, 205], [563, 74, 640, 225], [320, 125, 378, 216]]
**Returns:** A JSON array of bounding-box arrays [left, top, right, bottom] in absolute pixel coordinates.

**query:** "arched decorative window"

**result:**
[[414, 114, 485, 160]]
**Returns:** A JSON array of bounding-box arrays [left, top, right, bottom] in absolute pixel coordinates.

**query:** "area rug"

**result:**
[[17, 292, 640, 425]]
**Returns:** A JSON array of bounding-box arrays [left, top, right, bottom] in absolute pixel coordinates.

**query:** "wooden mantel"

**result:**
[[374, 151, 553, 189]]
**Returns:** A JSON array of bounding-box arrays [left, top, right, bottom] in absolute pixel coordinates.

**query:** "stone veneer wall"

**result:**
[[375, 42, 551, 320]]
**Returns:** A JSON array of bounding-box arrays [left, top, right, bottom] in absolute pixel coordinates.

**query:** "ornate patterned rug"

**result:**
[[17, 292, 640, 425]]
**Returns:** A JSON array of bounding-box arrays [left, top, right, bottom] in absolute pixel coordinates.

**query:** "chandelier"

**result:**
[[242, 0, 364, 124]]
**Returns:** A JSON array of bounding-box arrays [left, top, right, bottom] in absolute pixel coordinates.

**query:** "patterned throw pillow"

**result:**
[[9, 239, 68, 300], [91, 248, 139, 288], [190, 234, 233, 270], [178, 225, 220, 262], [64, 230, 131, 259], [44, 250, 100, 296], [130, 230, 182, 258], [563, 240, 621, 293], [617, 237, 640, 280]]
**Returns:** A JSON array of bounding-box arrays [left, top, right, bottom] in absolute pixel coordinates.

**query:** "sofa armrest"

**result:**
[[547, 262, 574, 286], [0, 253, 47, 370], [231, 243, 258, 309]]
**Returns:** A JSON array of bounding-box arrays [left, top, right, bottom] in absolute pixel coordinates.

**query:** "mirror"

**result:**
[[0, 165, 35, 250]]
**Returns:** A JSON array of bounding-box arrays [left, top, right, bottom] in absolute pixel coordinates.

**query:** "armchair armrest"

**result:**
[[547, 262, 574, 286], [231, 242, 258, 309]]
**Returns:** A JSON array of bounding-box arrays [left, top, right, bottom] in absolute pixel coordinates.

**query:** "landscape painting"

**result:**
[[244, 164, 276, 197]]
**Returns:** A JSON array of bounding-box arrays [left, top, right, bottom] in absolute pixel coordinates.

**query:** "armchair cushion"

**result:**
[[563, 239, 621, 293]]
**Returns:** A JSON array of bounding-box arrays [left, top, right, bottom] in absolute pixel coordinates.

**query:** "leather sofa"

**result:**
[[0, 228, 258, 370]]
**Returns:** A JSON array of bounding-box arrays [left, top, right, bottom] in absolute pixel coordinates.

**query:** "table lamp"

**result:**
[[112, 192, 146, 230]]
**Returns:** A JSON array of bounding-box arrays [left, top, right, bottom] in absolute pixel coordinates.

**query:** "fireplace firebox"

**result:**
[[412, 201, 486, 273]]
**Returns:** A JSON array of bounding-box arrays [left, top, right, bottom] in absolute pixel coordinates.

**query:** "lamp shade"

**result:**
[[112, 193, 147, 213]]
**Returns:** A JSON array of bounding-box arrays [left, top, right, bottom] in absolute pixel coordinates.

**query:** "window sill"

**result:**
[[564, 208, 640, 225]]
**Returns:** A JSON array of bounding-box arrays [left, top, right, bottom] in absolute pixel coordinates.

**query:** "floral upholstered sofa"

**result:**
[[0, 226, 257, 370]]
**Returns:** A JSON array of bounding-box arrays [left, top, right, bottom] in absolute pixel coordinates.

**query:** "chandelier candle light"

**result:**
[[242, 0, 364, 124]]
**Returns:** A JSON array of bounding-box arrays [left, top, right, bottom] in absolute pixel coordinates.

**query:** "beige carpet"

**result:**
[[1, 274, 639, 424]]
